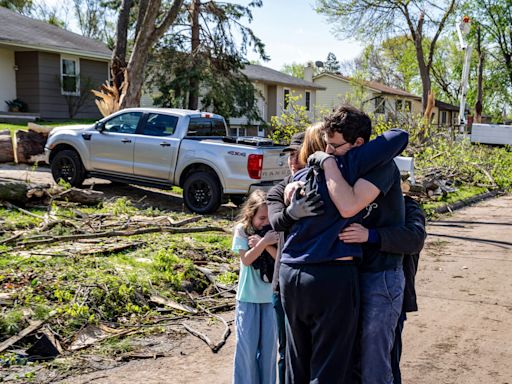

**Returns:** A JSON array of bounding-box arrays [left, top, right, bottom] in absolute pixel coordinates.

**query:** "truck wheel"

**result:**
[[183, 171, 222, 214], [51, 149, 86, 187]]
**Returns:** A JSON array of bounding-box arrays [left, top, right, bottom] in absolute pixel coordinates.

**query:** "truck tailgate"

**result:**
[[261, 148, 290, 181]]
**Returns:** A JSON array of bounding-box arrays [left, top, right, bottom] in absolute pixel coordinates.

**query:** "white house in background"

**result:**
[[229, 64, 325, 136]]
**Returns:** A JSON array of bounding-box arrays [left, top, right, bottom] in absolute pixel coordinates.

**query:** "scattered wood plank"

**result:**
[[0, 320, 46, 353]]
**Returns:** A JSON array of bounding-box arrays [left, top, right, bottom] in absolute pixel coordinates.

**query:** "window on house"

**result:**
[[441, 111, 447, 125], [61, 57, 80, 95], [395, 99, 403, 111], [374, 96, 385, 114], [305, 91, 311, 111], [284, 89, 290, 110], [405, 100, 412, 112]]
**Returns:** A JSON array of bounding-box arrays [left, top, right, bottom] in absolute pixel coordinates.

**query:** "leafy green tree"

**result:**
[[281, 62, 306, 79], [324, 52, 340, 73], [270, 94, 311, 144], [316, 0, 456, 112], [148, 1, 267, 121], [0, 0, 32, 14]]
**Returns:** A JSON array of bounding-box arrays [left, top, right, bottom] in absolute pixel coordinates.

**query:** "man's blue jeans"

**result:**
[[360, 267, 405, 384], [233, 301, 277, 384]]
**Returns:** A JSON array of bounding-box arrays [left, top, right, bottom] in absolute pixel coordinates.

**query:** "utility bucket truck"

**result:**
[[457, 16, 512, 145]]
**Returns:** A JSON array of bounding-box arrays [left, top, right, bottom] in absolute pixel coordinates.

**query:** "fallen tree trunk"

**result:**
[[14, 126, 51, 164], [0, 178, 29, 204], [0, 130, 14, 163], [0, 179, 104, 206]]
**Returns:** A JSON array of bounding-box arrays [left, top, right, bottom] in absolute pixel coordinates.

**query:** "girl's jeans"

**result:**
[[233, 301, 277, 384]]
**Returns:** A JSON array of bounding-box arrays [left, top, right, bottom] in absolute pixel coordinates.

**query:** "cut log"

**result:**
[[15, 128, 49, 164], [0, 130, 14, 163]]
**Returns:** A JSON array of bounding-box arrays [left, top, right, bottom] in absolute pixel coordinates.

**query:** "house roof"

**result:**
[[242, 64, 325, 90], [0, 7, 111, 60], [435, 99, 465, 112], [314, 72, 421, 100]]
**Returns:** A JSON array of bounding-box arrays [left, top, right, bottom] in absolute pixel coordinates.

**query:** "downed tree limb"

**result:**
[[15, 225, 228, 248], [0, 179, 31, 204], [149, 293, 198, 314], [182, 315, 231, 353], [50, 187, 104, 206]]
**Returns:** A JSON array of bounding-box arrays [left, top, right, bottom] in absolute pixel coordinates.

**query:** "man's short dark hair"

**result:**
[[322, 104, 372, 143]]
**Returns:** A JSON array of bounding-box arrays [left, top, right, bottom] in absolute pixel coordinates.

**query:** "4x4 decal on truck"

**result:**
[[227, 151, 247, 157]]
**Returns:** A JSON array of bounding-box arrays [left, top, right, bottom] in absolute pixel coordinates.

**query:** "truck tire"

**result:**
[[183, 171, 222, 214], [51, 149, 86, 187]]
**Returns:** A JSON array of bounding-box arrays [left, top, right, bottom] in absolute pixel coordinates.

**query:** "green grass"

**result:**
[[420, 185, 489, 217], [0, 119, 96, 135]]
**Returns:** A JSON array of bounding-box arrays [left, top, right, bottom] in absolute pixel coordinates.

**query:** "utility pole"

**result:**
[[456, 16, 472, 134]]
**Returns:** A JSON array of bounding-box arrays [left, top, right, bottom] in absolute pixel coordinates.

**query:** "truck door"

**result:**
[[133, 113, 180, 180], [89, 111, 142, 174]]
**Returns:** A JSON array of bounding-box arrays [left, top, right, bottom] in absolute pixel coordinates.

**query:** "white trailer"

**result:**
[[471, 123, 512, 145]]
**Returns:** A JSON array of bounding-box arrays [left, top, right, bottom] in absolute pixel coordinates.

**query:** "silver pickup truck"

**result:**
[[45, 108, 289, 213]]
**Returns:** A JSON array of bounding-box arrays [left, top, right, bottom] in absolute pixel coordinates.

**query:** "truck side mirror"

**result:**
[[95, 121, 105, 132]]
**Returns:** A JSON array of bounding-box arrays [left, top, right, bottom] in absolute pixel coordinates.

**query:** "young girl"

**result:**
[[232, 189, 279, 384]]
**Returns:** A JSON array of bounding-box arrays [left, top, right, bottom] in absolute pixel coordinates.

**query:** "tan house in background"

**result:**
[[312, 71, 423, 118], [229, 64, 325, 136], [312, 71, 465, 130]]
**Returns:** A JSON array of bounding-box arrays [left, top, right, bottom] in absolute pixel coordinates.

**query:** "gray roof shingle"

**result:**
[[0, 6, 111, 59], [242, 64, 325, 90]]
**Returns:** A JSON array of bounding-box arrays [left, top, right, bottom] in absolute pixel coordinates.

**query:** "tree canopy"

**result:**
[[316, 0, 456, 111]]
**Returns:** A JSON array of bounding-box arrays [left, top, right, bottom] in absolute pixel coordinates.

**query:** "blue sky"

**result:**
[[243, 0, 363, 70]]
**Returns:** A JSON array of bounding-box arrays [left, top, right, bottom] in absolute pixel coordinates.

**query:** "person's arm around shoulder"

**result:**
[[323, 158, 381, 218], [313, 129, 409, 218], [339, 196, 426, 255]]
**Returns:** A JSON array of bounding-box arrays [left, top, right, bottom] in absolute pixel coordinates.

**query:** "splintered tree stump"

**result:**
[[0, 130, 14, 163], [15, 127, 51, 164]]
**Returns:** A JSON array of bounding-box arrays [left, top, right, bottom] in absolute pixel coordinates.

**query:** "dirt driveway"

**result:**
[[2, 165, 511, 383]]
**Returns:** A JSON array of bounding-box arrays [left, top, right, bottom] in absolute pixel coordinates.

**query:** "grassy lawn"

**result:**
[[0, 119, 97, 136], [0, 196, 237, 380]]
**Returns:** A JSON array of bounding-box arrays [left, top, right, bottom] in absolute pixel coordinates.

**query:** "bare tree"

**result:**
[[316, 0, 456, 112]]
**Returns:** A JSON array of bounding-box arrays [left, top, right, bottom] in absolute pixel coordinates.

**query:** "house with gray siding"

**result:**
[[231, 64, 325, 136], [0, 7, 111, 120]]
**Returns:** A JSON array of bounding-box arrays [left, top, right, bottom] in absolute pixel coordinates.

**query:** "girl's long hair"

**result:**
[[236, 189, 267, 235], [299, 122, 327, 165]]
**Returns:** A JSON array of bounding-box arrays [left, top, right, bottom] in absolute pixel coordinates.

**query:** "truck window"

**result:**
[[143, 113, 179, 136], [188, 118, 226, 136], [104, 112, 142, 133]]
